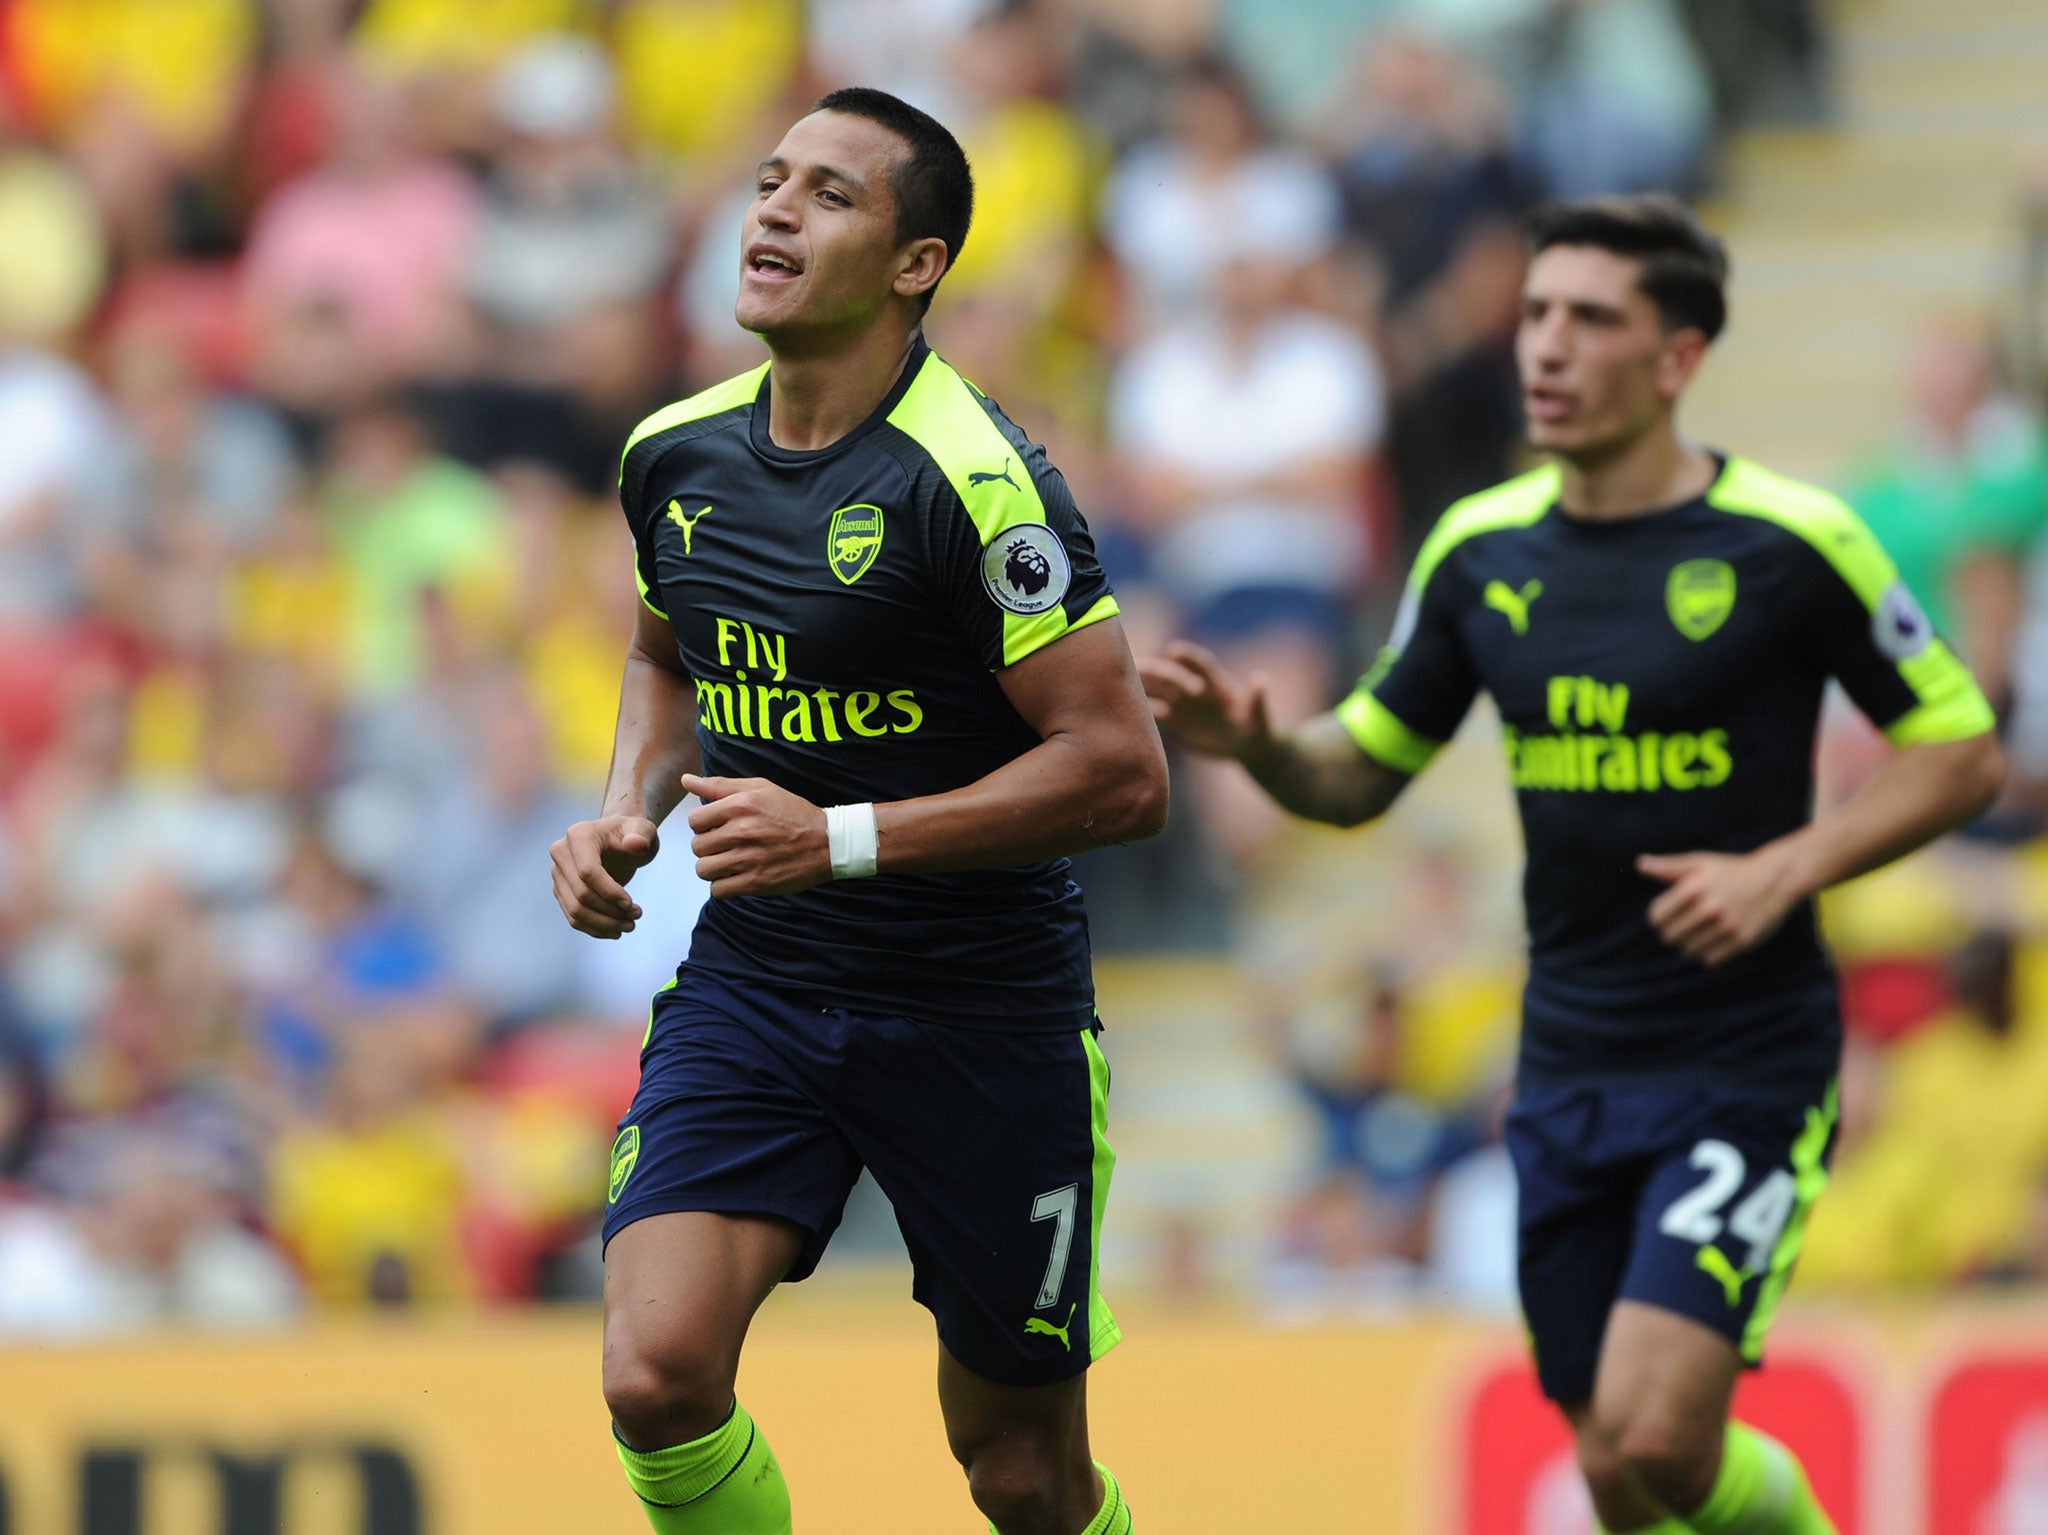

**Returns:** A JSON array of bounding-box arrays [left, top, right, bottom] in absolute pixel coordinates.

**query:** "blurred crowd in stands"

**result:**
[[4, 0, 2039, 1329]]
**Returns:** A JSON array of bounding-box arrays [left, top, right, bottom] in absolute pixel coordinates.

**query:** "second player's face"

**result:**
[[737, 112, 918, 343], [1516, 245, 1697, 461]]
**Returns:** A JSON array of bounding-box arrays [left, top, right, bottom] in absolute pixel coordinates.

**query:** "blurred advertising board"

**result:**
[[0, 1301, 2042, 1532]]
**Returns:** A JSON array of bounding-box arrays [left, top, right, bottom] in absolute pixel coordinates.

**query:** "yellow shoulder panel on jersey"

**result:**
[[1406, 462, 1561, 599], [1707, 458, 1888, 601], [1333, 464, 1558, 774], [617, 363, 771, 484], [1709, 456, 1995, 745], [888, 352, 1119, 666]]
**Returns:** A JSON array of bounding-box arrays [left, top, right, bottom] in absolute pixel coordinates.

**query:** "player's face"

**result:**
[[1516, 245, 1705, 462], [737, 112, 932, 344]]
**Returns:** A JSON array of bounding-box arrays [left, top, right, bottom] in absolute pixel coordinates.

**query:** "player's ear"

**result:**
[[1657, 325, 1710, 401], [893, 237, 949, 303]]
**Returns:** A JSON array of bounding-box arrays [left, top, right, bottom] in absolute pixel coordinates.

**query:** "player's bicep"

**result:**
[[997, 616, 1154, 748], [629, 596, 691, 680]]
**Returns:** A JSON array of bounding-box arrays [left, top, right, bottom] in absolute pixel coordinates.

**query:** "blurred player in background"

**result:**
[[549, 89, 1164, 1535], [1144, 196, 2004, 1534]]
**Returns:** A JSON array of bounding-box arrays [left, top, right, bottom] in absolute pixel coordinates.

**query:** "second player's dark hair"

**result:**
[[1526, 194, 1730, 341], [814, 86, 974, 315]]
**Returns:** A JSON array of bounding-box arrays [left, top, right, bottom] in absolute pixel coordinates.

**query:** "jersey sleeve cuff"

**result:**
[[635, 562, 670, 621], [1335, 690, 1440, 775], [999, 593, 1119, 668], [1883, 645, 1997, 746]]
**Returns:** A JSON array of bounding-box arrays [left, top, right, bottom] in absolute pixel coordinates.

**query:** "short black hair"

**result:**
[[1526, 194, 1730, 341], [813, 86, 974, 315]]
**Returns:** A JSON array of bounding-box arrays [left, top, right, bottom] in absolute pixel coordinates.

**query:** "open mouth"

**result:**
[[746, 249, 803, 281], [1525, 387, 1576, 423]]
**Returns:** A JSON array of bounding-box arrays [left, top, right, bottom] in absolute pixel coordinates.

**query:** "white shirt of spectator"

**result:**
[[1101, 142, 1341, 317], [1111, 309, 1385, 605]]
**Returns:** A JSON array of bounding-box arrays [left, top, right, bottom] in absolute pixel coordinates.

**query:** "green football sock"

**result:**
[[613, 1400, 792, 1534], [1082, 1464, 1133, 1534], [1683, 1421, 1837, 1535], [984, 1463, 1132, 1535]]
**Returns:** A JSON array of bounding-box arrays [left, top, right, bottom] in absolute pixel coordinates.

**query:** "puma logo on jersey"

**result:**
[[1695, 1244, 1757, 1308], [666, 501, 714, 554], [968, 459, 1019, 490], [1484, 578, 1543, 635], [1024, 1302, 1077, 1351]]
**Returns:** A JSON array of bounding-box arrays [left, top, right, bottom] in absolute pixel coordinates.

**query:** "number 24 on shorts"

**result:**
[[1658, 1139, 1798, 1272]]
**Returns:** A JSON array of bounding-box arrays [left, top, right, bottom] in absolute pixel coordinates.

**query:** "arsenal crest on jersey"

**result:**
[[828, 503, 885, 585], [1666, 558, 1736, 641]]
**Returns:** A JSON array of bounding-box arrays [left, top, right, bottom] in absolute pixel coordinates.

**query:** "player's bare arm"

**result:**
[[550, 600, 703, 938], [1141, 639, 1407, 828], [684, 617, 1169, 898], [1641, 729, 2004, 967]]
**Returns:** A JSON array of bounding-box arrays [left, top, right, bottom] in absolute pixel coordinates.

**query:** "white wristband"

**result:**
[[824, 802, 879, 880]]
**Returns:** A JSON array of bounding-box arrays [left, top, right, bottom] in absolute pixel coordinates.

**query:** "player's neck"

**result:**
[[764, 326, 920, 452], [1555, 426, 1718, 523]]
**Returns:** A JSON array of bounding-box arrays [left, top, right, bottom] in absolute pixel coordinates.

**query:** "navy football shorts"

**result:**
[[602, 965, 1121, 1388], [1505, 1073, 1839, 1403]]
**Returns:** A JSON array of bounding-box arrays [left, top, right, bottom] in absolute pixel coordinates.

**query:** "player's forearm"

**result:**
[[1772, 731, 2005, 897], [872, 730, 1168, 873], [601, 651, 703, 826], [1239, 715, 1408, 829]]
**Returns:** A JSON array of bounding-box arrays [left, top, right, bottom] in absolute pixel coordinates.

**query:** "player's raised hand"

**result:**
[[1638, 847, 1806, 967], [1138, 640, 1274, 761], [551, 815, 659, 938], [683, 774, 832, 899]]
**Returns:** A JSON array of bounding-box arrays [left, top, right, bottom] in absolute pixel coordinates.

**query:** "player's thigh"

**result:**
[[1590, 1299, 1741, 1456], [1619, 1079, 1839, 1369], [1505, 1085, 1641, 1405], [850, 1017, 1118, 1390], [604, 969, 865, 1282]]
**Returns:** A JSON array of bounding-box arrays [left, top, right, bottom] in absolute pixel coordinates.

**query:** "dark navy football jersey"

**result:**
[[1338, 457, 1994, 1088], [616, 338, 1119, 1029]]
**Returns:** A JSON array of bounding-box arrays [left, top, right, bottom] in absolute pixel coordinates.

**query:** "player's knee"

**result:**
[[954, 1432, 1066, 1534], [1608, 1413, 1720, 1510], [601, 1336, 736, 1447], [1574, 1425, 1638, 1511]]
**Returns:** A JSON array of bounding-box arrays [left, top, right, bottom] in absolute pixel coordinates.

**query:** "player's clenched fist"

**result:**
[[550, 815, 659, 938], [1139, 640, 1275, 762], [683, 774, 833, 899]]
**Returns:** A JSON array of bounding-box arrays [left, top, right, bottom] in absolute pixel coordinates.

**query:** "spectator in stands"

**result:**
[[1264, 978, 1480, 1307], [253, 825, 467, 1104], [1853, 317, 2048, 717], [1517, 0, 1714, 198], [1111, 233, 1384, 868], [241, 57, 479, 418], [937, 3, 1098, 319], [404, 667, 593, 1031], [317, 393, 511, 696], [616, 0, 805, 166], [0, 145, 108, 348], [470, 37, 670, 350], [1100, 53, 1343, 324], [0, 340, 127, 622], [63, 1129, 302, 1329], [1328, 29, 1532, 545], [270, 1023, 474, 1306]]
